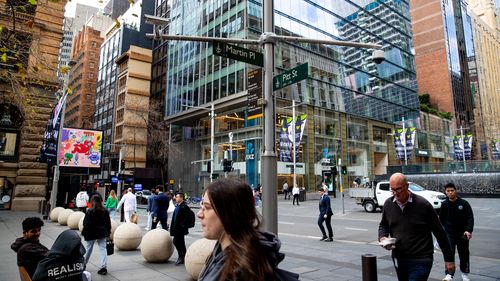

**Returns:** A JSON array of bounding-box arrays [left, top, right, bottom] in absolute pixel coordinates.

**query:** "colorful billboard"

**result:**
[[59, 128, 103, 168]]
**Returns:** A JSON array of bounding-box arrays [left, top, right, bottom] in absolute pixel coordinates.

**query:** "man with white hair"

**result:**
[[117, 188, 137, 222]]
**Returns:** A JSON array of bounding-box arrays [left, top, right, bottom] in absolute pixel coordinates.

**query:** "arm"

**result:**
[[429, 206, 454, 263], [464, 200, 474, 239], [378, 202, 390, 241], [18, 266, 32, 281]]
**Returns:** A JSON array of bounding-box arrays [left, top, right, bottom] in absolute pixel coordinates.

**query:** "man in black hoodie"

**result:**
[[32, 229, 88, 281], [11, 217, 49, 281]]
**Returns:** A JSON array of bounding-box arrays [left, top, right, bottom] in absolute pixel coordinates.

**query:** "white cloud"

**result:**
[[64, 0, 106, 17]]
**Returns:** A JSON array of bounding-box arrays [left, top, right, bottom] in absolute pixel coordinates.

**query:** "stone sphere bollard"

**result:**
[[50, 207, 65, 222], [185, 238, 217, 279], [57, 209, 74, 225], [67, 211, 85, 230], [140, 229, 174, 263], [110, 219, 119, 240], [78, 216, 85, 232], [114, 222, 142, 250]]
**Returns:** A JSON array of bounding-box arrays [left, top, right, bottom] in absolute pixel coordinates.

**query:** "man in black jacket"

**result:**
[[11, 217, 49, 281], [318, 187, 334, 242], [379, 173, 455, 280], [440, 183, 474, 281], [152, 185, 170, 230], [170, 192, 190, 265]]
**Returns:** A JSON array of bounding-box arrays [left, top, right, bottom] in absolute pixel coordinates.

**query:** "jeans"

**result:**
[[108, 208, 116, 221], [395, 258, 433, 281], [446, 233, 470, 275], [84, 238, 107, 269], [318, 214, 333, 238]]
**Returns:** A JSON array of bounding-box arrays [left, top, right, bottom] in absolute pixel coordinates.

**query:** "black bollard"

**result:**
[[362, 254, 377, 281]]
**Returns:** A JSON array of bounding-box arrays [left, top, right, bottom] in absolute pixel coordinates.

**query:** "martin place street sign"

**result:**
[[273, 62, 309, 91], [213, 42, 264, 67]]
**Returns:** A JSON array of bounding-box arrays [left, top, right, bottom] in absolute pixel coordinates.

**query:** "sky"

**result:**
[[64, 0, 105, 17]]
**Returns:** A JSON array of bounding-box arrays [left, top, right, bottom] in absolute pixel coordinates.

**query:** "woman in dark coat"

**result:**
[[82, 195, 111, 275]]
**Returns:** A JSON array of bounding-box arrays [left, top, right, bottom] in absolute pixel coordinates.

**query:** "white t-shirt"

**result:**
[[76, 191, 89, 208], [283, 182, 288, 191]]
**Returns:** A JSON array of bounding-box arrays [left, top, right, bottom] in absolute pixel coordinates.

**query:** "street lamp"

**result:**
[[182, 103, 215, 182]]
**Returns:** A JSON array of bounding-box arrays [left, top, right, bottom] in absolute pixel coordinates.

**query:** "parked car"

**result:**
[[135, 190, 152, 204], [349, 181, 446, 212]]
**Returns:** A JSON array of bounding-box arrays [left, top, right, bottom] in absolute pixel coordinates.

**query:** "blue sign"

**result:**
[[133, 184, 142, 191], [111, 176, 118, 183]]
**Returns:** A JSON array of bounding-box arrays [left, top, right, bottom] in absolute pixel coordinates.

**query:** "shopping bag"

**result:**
[[130, 213, 138, 224], [106, 238, 114, 256]]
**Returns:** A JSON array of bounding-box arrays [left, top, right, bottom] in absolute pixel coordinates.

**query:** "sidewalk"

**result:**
[[1, 196, 499, 281]]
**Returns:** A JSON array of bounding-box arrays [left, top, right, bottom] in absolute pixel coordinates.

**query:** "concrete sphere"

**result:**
[[49, 207, 65, 222], [110, 219, 119, 240], [185, 238, 217, 279], [78, 216, 85, 232], [67, 211, 85, 230], [114, 222, 142, 251], [57, 209, 74, 225], [140, 229, 174, 263]]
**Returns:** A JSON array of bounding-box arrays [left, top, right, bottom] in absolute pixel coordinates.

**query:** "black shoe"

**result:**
[[320, 236, 327, 241], [97, 267, 107, 275], [325, 238, 333, 242], [175, 258, 185, 265]]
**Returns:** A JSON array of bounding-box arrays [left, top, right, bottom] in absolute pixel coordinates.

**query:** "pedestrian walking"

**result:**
[[292, 184, 300, 205], [283, 181, 289, 200], [197, 179, 299, 281], [152, 185, 170, 230], [378, 172, 455, 281], [146, 188, 156, 230], [32, 229, 90, 281], [104, 189, 118, 220], [117, 188, 137, 223], [11, 217, 48, 281], [170, 192, 192, 265], [318, 187, 334, 242], [75, 187, 89, 213], [82, 195, 111, 275], [440, 182, 474, 281]]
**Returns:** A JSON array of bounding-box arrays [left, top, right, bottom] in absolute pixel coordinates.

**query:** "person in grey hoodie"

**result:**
[[32, 229, 88, 281], [197, 179, 299, 281]]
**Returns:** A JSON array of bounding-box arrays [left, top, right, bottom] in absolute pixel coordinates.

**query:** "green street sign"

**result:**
[[273, 62, 309, 91], [213, 42, 263, 67]]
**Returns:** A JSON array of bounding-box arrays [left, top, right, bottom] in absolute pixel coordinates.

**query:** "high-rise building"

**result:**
[[92, 0, 153, 182], [156, 0, 419, 191], [0, 0, 66, 210], [103, 0, 131, 19]]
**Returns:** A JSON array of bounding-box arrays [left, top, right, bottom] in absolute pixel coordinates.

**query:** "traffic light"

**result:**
[[223, 159, 233, 173], [341, 166, 347, 175], [331, 166, 338, 175], [120, 160, 125, 170]]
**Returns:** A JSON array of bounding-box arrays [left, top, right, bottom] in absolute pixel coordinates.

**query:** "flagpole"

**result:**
[[460, 125, 466, 172], [292, 100, 296, 191], [402, 117, 407, 166], [49, 94, 66, 211]]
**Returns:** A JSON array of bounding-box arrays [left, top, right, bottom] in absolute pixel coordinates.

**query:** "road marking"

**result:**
[[279, 221, 295, 225], [278, 232, 368, 245], [344, 227, 368, 231]]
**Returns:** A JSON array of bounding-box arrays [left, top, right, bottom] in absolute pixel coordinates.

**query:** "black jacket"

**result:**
[[379, 193, 454, 262], [198, 231, 299, 281], [82, 208, 111, 241], [32, 230, 87, 281], [11, 237, 49, 278], [152, 192, 169, 219], [319, 194, 333, 217], [170, 201, 190, 236], [439, 197, 474, 236]]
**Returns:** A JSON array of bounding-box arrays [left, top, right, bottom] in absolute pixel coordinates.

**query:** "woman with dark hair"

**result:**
[[197, 179, 299, 281], [82, 195, 111, 275]]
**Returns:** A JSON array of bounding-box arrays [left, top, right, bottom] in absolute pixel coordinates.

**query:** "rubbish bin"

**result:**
[[299, 189, 306, 202]]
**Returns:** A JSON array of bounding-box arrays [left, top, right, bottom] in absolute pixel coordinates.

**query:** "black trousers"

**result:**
[[293, 194, 299, 205], [173, 234, 186, 259], [318, 214, 333, 238], [152, 216, 168, 230], [283, 190, 289, 199], [446, 233, 470, 274]]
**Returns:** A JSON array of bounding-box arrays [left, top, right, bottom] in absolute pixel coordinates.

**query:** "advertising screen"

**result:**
[[59, 128, 103, 168]]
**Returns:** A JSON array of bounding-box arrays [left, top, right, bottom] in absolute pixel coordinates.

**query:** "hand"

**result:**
[[379, 237, 396, 251], [445, 262, 455, 274], [153, 217, 158, 223], [464, 231, 472, 240], [323, 214, 327, 219]]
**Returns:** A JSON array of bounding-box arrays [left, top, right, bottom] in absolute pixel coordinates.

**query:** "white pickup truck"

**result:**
[[349, 181, 447, 212]]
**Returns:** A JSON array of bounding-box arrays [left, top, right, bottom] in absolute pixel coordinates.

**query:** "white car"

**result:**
[[377, 182, 447, 210], [135, 190, 152, 204]]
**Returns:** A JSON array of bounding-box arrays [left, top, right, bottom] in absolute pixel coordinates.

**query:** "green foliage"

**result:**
[[419, 94, 452, 120], [419, 93, 431, 105]]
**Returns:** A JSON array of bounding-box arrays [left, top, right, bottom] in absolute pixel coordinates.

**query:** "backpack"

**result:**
[[186, 207, 196, 228]]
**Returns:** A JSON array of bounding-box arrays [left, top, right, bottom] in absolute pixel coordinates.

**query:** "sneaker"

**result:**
[[319, 236, 327, 241], [324, 238, 333, 242], [461, 273, 470, 281], [97, 267, 107, 275], [442, 274, 453, 281]]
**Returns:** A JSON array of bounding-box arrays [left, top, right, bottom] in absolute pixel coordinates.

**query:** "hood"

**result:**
[[11, 237, 29, 252], [258, 231, 285, 266], [49, 229, 86, 258]]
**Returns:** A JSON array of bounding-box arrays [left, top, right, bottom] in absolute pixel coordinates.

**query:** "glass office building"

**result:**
[[160, 0, 419, 192]]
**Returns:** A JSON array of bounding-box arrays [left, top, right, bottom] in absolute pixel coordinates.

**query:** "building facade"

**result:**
[[0, 0, 66, 210], [158, 0, 420, 193]]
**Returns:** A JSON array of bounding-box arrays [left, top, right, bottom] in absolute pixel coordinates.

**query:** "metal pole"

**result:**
[[338, 158, 344, 214], [49, 98, 66, 210], [262, 0, 278, 234], [210, 103, 215, 182], [292, 100, 297, 191], [117, 147, 122, 202], [460, 125, 466, 172], [402, 117, 407, 166], [361, 254, 378, 281]]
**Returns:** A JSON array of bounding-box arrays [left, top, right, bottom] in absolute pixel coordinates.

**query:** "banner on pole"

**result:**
[[453, 134, 473, 160], [279, 114, 307, 162], [393, 127, 416, 161], [492, 139, 500, 160]]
